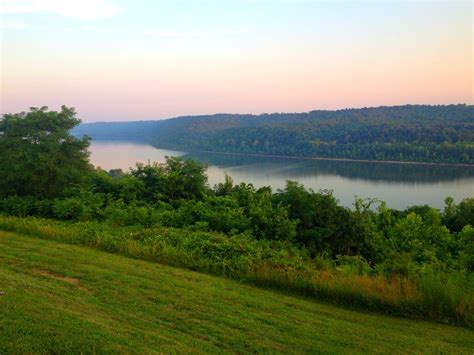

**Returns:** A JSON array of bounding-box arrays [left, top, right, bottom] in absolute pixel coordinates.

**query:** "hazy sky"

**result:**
[[1, 0, 472, 122]]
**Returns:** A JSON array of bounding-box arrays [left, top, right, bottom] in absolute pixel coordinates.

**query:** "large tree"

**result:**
[[0, 106, 91, 198]]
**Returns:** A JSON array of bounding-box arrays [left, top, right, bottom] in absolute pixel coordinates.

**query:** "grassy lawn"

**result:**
[[0, 231, 473, 354]]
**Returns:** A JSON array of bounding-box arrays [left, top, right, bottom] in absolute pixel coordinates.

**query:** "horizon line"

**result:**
[[75, 102, 472, 124]]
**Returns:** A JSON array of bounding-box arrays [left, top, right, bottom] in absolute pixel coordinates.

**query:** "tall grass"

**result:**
[[0, 215, 471, 328]]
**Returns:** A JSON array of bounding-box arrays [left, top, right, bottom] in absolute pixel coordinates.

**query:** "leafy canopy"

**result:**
[[0, 106, 91, 198]]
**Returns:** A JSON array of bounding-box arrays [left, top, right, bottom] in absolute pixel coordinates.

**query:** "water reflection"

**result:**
[[185, 151, 474, 184], [88, 141, 474, 209], [88, 141, 185, 170]]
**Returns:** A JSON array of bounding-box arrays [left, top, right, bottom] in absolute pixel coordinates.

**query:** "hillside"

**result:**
[[73, 104, 474, 164], [1, 231, 473, 354]]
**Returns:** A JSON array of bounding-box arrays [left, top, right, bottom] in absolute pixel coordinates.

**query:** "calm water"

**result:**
[[88, 141, 474, 210]]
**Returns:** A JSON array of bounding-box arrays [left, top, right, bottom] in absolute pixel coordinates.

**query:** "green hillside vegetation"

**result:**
[[1, 231, 473, 354], [73, 104, 474, 164], [0, 106, 473, 334]]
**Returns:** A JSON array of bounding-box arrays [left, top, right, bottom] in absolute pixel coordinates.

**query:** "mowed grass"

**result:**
[[0, 231, 473, 354]]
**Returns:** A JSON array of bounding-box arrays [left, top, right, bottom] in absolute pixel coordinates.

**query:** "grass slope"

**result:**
[[0, 231, 473, 354]]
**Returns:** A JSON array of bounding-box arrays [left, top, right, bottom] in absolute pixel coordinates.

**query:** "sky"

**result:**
[[0, 0, 472, 122]]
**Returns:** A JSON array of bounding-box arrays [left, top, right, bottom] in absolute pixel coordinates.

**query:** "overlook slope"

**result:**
[[0, 231, 473, 354]]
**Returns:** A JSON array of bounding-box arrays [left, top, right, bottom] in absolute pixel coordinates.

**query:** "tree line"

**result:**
[[73, 104, 474, 164]]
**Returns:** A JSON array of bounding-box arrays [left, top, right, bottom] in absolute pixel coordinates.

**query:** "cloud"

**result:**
[[1, 0, 120, 19], [143, 28, 248, 39], [0, 19, 28, 30]]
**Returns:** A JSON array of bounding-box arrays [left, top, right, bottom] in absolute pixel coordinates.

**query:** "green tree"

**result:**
[[443, 197, 474, 232], [163, 156, 208, 201], [0, 106, 91, 198], [130, 156, 208, 202], [274, 181, 364, 256]]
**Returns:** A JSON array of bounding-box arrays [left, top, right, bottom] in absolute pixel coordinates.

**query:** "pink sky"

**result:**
[[1, 1, 472, 121]]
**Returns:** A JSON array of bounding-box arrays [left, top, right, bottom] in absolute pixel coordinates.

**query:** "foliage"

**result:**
[[74, 104, 474, 164], [273, 182, 372, 258], [443, 197, 474, 232], [1, 164, 472, 276], [0, 216, 472, 327], [1, 106, 473, 327], [0, 106, 91, 198], [129, 157, 208, 202]]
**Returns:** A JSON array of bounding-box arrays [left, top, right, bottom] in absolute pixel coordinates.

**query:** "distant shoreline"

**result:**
[[151, 145, 474, 168]]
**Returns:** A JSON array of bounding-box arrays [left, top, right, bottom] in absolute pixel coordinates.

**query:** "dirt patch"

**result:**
[[32, 269, 91, 293]]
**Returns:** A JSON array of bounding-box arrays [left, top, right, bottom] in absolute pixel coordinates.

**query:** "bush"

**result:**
[[0, 196, 53, 217], [336, 255, 372, 276], [52, 192, 105, 221]]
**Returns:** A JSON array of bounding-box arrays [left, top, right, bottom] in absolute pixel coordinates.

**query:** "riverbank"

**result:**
[[150, 144, 474, 168]]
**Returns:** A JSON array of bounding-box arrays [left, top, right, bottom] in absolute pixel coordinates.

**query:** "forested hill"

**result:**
[[73, 104, 474, 164]]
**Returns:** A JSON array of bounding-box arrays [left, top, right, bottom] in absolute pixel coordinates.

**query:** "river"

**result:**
[[88, 141, 474, 210]]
